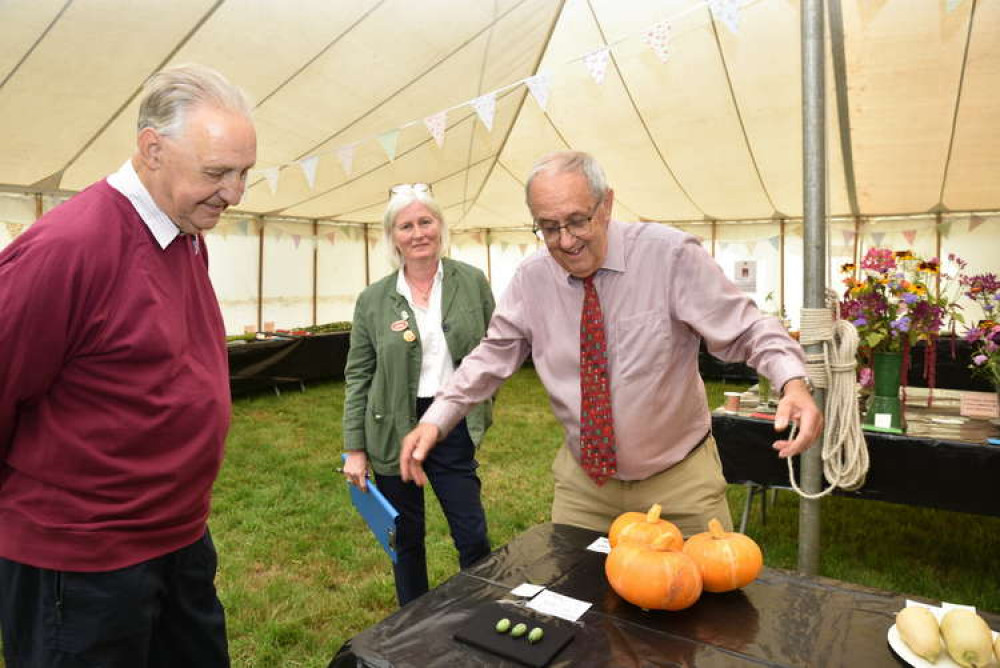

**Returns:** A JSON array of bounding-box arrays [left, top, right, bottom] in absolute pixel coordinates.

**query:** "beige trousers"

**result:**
[[550, 435, 733, 539]]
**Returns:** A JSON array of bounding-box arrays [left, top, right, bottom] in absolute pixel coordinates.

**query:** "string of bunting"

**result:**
[[247, 0, 748, 195]]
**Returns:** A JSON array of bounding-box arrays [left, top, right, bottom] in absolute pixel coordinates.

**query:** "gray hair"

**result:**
[[382, 187, 450, 268], [137, 63, 252, 137], [524, 150, 609, 210]]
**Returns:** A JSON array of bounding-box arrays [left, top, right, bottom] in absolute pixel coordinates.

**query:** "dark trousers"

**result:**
[[375, 398, 491, 607], [0, 530, 229, 668]]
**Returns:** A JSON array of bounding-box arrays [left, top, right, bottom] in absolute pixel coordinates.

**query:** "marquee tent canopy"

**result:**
[[2, 0, 998, 228]]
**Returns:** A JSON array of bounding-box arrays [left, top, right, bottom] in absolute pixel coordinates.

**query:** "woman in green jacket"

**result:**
[[342, 183, 495, 606]]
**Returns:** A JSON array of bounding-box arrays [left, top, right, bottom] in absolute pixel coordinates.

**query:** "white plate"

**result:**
[[888, 623, 999, 667]]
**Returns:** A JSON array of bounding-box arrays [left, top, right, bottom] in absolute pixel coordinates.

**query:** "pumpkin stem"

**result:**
[[708, 518, 727, 539], [646, 504, 663, 523]]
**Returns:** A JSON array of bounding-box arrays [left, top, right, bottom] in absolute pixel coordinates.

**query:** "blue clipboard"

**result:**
[[342, 454, 400, 562]]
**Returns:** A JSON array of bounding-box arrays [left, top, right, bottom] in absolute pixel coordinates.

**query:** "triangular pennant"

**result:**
[[525, 72, 552, 111], [326, 231, 337, 245], [377, 130, 400, 161], [841, 229, 855, 246], [274, 228, 284, 243], [641, 20, 671, 63], [500, 241, 509, 252], [709, 0, 742, 34], [947, 0, 964, 12], [237, 220, 249, 236], [583, 47, 611, 85], [968, 214, 985, 232], [902, 229, 917, 245], [938, 220, 953, 238], [871, 231, 886, 246], [747, 240, 758, 256], [423, 110, 447, 148], [4, 222, 25, 239], [768, 236, 780, 251], [261, 167, 280, 195], [297, 156, 319, 190], [518, 243, 529, 255], [336, 145, 356, 176], [292, 234, 302, 249], [471, 92, 497, 132]]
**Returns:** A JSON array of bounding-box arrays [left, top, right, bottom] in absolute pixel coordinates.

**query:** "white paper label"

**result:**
[[874, 413, 892, 428], [587, 537, 611, 554], [525, 590, 592, 622], [510, 583, 545, 597]]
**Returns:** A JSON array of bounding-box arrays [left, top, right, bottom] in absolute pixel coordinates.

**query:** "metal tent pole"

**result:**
[[799, 0, 828, 575]]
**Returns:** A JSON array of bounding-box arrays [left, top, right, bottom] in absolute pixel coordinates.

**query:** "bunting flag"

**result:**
[[746, 240, 758, 256], [500, 241, 509, 252], [768, 236, 780, 251], [237, 219, 250, 236], [937, 220, 953, 238], [336, 144, 355, 176], [902, 229, 917, 245], [261, 167, 280, 195], [525, 72, 552, 111], [871, 231, 886, 246], [583, 47, 611, 85], [424, 110, 447, 148], [841, 229, 855, 246], [297, 156, 319, 190], [709, 0, 742, 34], [947, 0, 965, 12], [292, 234, 301, 249], [641, 20, 671, 63], [326, 231, 337, 245], [518, 243, 529, 255], [377, 130, 400, 161], [969, 214, 985, 232], [4, 222, 26, 239], [471, 92, 497, 132]]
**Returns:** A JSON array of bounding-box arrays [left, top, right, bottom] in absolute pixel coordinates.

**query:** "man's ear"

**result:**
[[136, 127, 164, 169], [603, 188, 615, 215]]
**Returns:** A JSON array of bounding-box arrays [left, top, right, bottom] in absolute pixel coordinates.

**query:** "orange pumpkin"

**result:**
[[608, 503, 683, 550], [605, 533, 703, 611], [682, 518, 763, 593]]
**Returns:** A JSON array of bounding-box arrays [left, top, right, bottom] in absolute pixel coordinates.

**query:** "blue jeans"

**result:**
[[375, 398, 491, 607], [0, 530, 228, 668]]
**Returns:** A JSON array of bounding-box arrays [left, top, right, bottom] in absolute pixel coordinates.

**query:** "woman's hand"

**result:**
[[343, 450, 370, 492]]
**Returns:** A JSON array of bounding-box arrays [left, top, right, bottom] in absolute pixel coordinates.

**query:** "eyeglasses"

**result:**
[[532, 199, 603, 242], [389, 182, 433, 198]]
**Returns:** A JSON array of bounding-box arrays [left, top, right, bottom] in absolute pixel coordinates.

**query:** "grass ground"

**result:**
[[2, 368, 998, 667]]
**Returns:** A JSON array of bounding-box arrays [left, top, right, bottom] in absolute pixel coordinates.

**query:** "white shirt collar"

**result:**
[[106, 159, 182, 250], [396, 260, 444, 302]]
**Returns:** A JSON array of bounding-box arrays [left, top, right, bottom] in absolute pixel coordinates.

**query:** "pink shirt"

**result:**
[[423, 220, 807, 480]]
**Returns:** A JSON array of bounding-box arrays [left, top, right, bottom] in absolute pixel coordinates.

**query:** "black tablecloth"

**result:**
[[330, 523, 999, 667], [713, 400, 1000, 516], [228, 332, 350, 396]]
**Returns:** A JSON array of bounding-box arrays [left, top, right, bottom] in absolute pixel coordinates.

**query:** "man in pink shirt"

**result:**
[[0, 64, 255, 667], [401, 151, 822, 537]]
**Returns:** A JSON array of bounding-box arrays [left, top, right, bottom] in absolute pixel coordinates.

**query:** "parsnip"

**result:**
[[896, 606, 941, 662], [940, 609, 994, 668]]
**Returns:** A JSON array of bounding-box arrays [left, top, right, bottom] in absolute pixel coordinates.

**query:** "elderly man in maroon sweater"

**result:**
[[0, 64, 256, 667]]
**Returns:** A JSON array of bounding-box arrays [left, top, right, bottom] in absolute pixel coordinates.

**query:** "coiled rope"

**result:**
[[786, 304, 868, 498]]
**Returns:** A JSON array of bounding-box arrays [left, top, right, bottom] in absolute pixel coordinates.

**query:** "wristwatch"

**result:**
[[781, 376, 815, 397]]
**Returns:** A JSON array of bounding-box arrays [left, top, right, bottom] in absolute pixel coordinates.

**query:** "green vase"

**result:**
[[864, 351, 904, 432]]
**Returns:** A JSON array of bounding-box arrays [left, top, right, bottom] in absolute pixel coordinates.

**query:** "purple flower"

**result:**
[[891, 316, 912, 333], [902, 292, 919, 305], [858, 367, 874, 387], [972, 354, 988, 366], [852, 317, 868, 327]]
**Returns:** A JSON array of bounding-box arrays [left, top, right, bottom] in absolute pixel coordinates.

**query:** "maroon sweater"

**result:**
[[0, 180, 230, 571]]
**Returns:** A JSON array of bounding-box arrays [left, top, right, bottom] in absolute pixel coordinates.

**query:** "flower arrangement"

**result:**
[[960, 272, 1000, 390], [839, 248, 965, 389]]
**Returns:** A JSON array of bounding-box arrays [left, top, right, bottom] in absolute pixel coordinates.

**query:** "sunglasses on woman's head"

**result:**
[[388, 183, 433, 197]]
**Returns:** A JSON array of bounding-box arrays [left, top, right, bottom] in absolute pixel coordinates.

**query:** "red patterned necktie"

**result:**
[[579, 275, 617, 485]]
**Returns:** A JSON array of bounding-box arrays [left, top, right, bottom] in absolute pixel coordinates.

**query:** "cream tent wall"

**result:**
[[2, 0, 999, 334]]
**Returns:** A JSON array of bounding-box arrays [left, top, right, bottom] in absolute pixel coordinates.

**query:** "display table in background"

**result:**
[[713, 389, 1000, 520], [228, 331, 350, 396], [330, 523, 999, 667]]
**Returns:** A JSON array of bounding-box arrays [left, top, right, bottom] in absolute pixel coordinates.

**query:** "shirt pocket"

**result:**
[[613, 310, 671, 380]]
